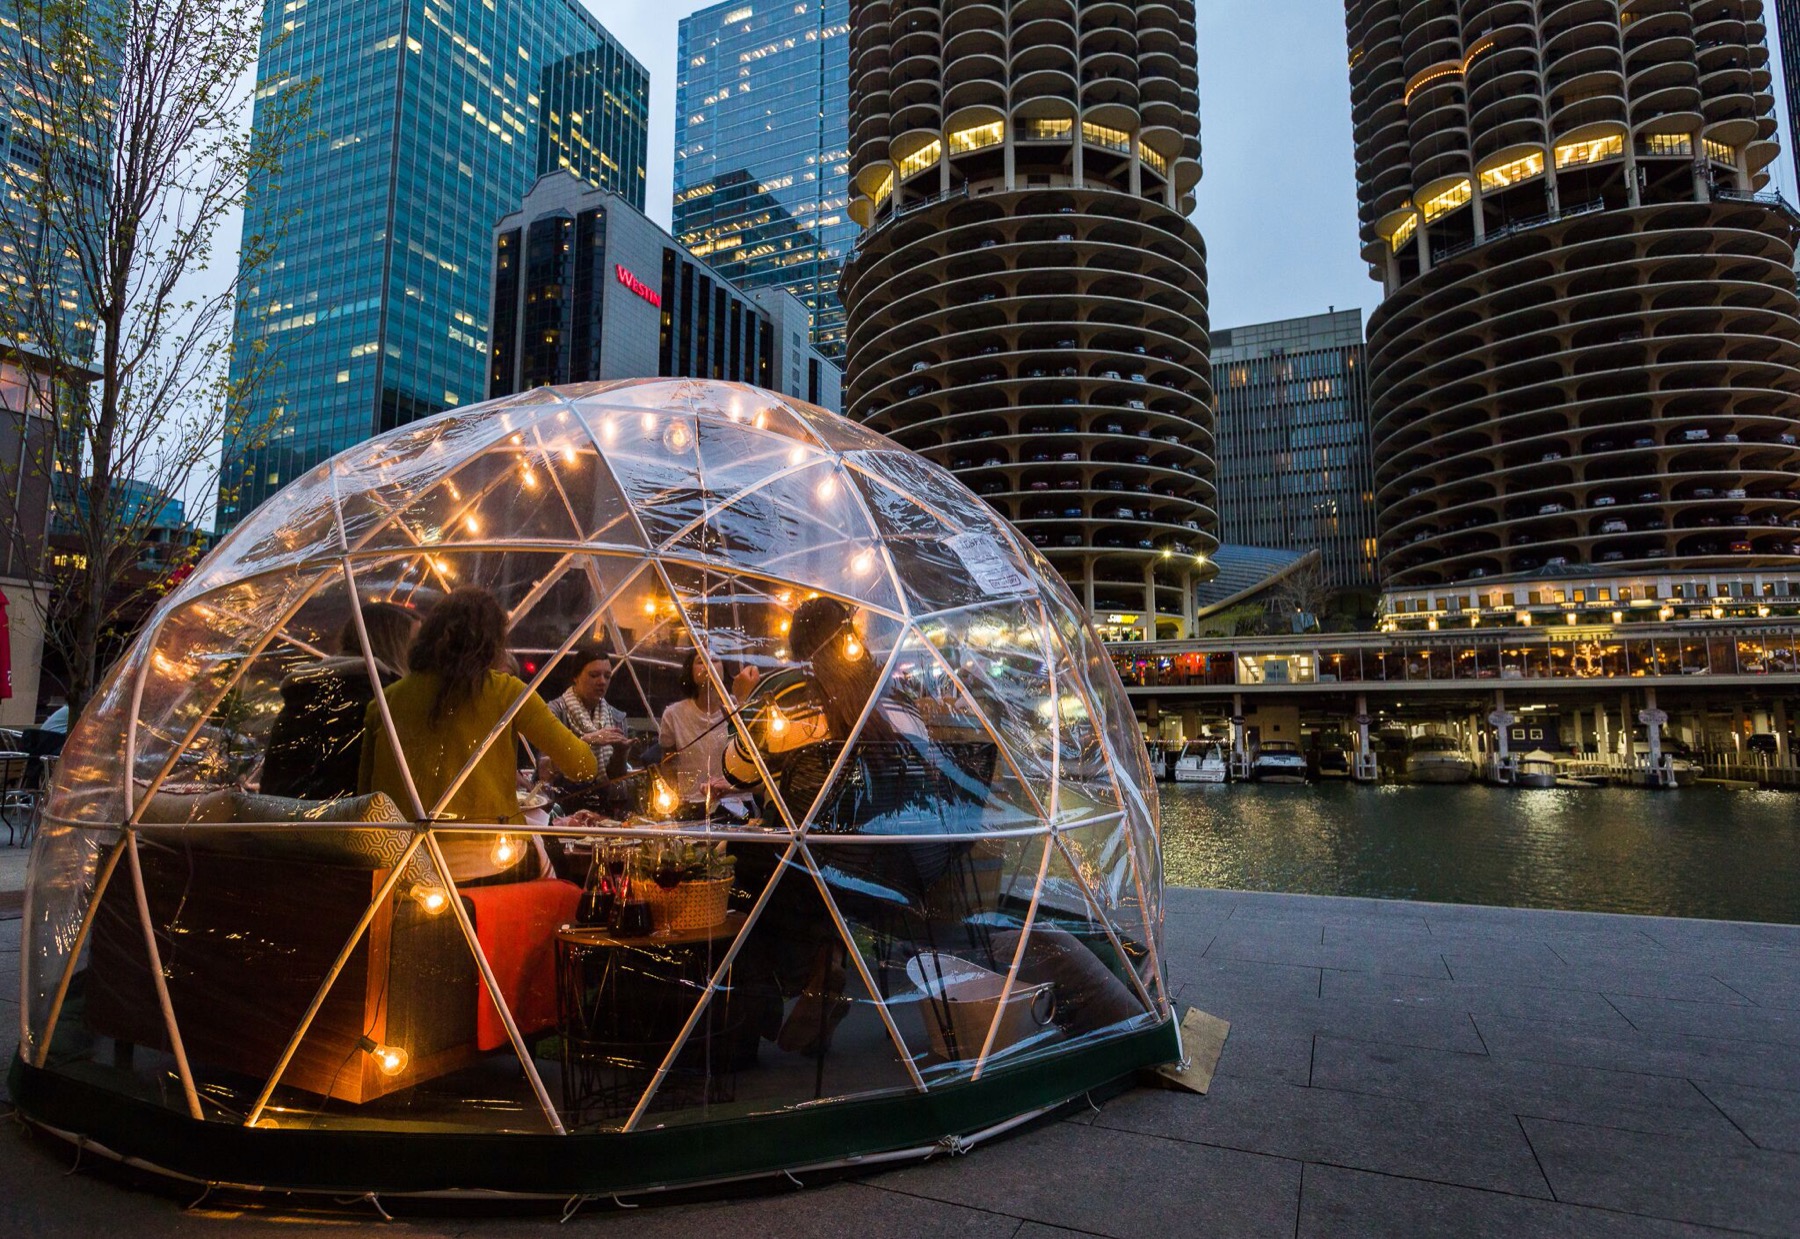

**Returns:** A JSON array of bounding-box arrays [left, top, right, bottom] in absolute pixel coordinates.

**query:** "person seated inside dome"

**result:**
[[657, 648, 736, 814], [262, 601, 421, 801], [359, 586, 596, 883], [538, 643, 630, 812]]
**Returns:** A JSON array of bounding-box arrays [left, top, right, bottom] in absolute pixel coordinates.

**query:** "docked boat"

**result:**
[[1512, 749, 1558, 790], [1406, 735, 1475, 784], [1251, 739, 1309, 784], [1316, 748, 1353, 780], [1173, 740, 1229, 784]]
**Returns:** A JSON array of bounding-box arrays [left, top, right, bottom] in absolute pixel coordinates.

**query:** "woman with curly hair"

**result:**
[[359, 586, 595, 881]]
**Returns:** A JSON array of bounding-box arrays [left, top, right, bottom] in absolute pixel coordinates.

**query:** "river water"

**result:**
[[1158, 782, 1800, 924]]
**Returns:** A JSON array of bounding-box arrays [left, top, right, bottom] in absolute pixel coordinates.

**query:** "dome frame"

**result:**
[[14, 380, 1174, 1198]]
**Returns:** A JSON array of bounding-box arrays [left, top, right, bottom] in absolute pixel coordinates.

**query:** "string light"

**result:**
[[850, 549, 875, 575], [357, 1036, 409, 1076], [407, 884, 449, 916], [768, 706, 788, 736], [491, 836, 519, 867], [844, 633, 863, 659], [562, 446, 579, 465], [464, 515, 480, 534], [816, 475, 837, 501], [651, 776, 678, 816]]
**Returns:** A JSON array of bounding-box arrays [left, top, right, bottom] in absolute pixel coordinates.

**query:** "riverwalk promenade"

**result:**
[[0, 877, 1794, 1236]]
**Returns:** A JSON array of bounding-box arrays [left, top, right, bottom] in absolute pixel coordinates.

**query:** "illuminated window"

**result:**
[[947, 120, 1004, 154], [1020, 117, 1072, 141], [1555, 133, 1623, 168], [870, 169, 894, 207], [1080, 120, 1131, 155], [1418, 179, 1471, 222], [1702, 138, 1734, 164], [724, 6, 754, 21], [1640, 133, 1692, 157], [1386, 211, 1419, 251], [898, 139, 941, 180], [1479, 151, 1544, 192]]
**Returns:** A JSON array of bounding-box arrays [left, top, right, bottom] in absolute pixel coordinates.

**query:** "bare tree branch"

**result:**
[[0, 0, 312, 711]]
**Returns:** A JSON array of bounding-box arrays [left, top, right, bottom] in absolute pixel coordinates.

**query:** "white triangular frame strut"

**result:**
[[241, 832, 431, 1127], [30, 832, 128, 1067], [422, 830, 565, 1134]]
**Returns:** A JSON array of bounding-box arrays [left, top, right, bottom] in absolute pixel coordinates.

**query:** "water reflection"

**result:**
[[1160, 784, 1800, 924]]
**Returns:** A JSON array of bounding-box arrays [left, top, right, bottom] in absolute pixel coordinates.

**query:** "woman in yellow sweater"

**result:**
[[359, 587, 596, 882]]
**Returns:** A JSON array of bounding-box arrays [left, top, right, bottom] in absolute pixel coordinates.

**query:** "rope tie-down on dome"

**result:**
[[12, 379, 1176, 1199]]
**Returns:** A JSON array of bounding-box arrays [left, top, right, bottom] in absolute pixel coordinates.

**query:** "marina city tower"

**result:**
[[840, 0, 1217, 641], [1346, 0, 1800, 623]]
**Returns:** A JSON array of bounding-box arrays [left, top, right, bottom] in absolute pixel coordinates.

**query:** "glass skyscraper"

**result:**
[[1214, 311, 1378, 594], [221, 0, 648, 527], [672, 0, 852, 360]]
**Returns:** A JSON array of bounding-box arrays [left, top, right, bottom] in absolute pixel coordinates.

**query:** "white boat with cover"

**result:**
[[1251, 739, 1309, 784], [1406, 735, 1475, 784], [1173, 740, 1229, 784]]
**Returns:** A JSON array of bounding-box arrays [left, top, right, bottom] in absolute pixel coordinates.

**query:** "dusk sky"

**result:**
[[586, 0, 1799, 335]]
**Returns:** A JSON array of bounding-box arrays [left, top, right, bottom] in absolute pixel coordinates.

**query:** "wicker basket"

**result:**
[[640, 875, 733, 933]]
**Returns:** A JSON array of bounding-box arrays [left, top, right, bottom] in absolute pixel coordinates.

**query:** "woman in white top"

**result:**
[[658, 649, 733, 807]]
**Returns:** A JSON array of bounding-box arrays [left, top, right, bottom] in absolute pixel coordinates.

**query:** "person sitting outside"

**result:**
[[359, 587, 595, 882], [262, 602, 420, 800]]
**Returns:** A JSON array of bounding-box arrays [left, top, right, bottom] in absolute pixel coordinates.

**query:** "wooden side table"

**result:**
[[555, 912, 751, 1124]]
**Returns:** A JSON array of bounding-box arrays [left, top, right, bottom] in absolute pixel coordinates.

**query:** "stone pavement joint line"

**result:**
[[0, 888, 1796, 1236]]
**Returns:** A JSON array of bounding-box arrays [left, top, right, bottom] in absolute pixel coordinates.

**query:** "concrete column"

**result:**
[[1470, 180, 1487, 243], [1491, 692, 1513, 785], [1129, 136, 1142, 197], [1143, 561, 1157, 639], [1354, 694, 1376, 782], [1230, 692, 1249, 780], [1732, 703, 1746, 760], [1623, 140, 1642, 207], [1570, 707, 1584, 754], [1620, 692, 1633, 760], [1642, 687, 1667, 787], [1596, 703, 1610, 762], [1003, 131, 1015, 191], [1776, 699, 1791, 768], [1072, 131, 1084, 190]]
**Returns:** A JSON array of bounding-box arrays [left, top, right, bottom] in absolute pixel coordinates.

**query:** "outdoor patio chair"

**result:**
[[0, 752, 32, 846]]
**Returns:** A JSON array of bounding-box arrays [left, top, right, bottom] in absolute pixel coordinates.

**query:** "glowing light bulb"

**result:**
[[850, 549, 875, 575], [754, 411, 769, 429], [778, 619, 790, 634], [816, 475, 837, 501], [776, 590, 793, 606], [652, 777, 677, 815], [446, 483, 461, 501], [464, 515, 480, 535], [510, 433, 523, 445], [492, 835, 518, 866], [768, 706, 788, 736], [358, 1036, 409, 1077], [562, 446, 578, 465], [599, 417, 617, 444], [644, 597, 660, 616], [408, 884, 449, 916], [664, 421, 692, 453], [640, 412, 657, 432], [788, 445, 807, 466], [844, 634, 863, 659], [521, 466, 537, 489]]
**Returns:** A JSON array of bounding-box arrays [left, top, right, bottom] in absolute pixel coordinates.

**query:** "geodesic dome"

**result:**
[[15, 379, 1173, 1197]]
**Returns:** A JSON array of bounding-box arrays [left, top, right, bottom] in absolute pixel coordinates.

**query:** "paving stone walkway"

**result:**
[[1, 885, 1796, 1236]]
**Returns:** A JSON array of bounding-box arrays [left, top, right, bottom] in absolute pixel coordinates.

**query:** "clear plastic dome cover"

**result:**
[[17, 379, 1171, 1195]]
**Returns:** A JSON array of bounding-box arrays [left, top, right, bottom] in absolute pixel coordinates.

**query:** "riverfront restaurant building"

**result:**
[[489, 172, 842, 411]]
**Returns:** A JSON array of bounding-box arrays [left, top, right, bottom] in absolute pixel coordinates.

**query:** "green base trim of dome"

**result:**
[[9, 1019, 1178, 1197]]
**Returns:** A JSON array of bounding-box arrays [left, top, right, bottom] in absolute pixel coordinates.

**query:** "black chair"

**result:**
[[779, 738, 998, 995], [3, 729, 66, 846]]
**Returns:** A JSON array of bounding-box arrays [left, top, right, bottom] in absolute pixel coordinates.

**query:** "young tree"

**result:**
[[1269, 555, 1333, 632], [0, 0, 311, 713]]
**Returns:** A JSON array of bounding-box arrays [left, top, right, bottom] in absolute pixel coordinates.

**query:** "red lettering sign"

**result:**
[[615, 263, 662, 308]]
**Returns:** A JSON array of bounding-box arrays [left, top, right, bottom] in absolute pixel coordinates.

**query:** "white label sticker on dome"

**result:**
[[946, 531, 1032, 598]]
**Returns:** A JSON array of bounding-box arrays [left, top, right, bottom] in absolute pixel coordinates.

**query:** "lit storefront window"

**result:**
[[1080, 120, 1131, 155], [947, 120, 1003, 154], [1555, 133, 1623, 168], [898, 139, 941, 180], [1418, 179, 1471, 222], [1479, 151, 1544, 191]]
